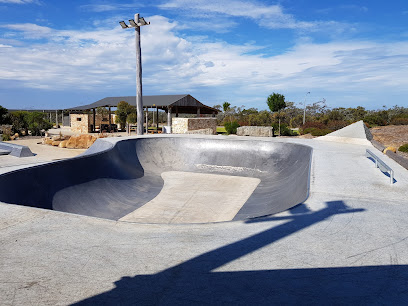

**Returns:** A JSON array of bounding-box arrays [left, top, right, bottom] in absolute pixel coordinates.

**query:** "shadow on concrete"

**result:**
[[73, 201, 408, 304]]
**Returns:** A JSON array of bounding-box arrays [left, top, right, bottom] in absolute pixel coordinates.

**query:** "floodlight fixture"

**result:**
[[119, 21, 128, 29], [129, 19, 137, 27]]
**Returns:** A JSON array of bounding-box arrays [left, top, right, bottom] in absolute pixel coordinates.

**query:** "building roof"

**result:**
[[68, 94, 219, 114]]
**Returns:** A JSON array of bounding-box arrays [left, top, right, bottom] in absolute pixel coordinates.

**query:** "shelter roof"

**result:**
[[68, 94, 218, 114]]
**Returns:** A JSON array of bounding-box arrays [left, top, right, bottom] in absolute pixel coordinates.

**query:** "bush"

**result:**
[[399, 144, 408, 153], [224, 121, 240, 135], [271, 123, 295, 136], [391, 116, 408, 125], [327, 120, 348, 131], [310, 128, 332, 136], [363, 114, 387, 127], [302, 121, 326, 130], [302, 127, 331, 136], [2, 133, 10, 141], [25, 112, 53, 136]]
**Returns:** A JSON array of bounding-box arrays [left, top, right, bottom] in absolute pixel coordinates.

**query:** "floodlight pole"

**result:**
[[119, 13, 150, 135], [134, 16, 143, 135], [303, 91, 310, 125]]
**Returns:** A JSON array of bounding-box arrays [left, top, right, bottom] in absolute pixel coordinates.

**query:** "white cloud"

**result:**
[[80, 3, 144, 12], [0, 16, 407, 108], [158, 0, 347, 31], [0, 0, 39, 4]]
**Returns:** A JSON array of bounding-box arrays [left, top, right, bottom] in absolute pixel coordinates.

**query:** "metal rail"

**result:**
[[366, 149, 394, 184]]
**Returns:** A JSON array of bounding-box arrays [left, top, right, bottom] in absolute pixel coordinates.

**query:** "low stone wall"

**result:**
[[237, 126, 274, 137], [172, 118, 217, 135], [186, 128, 214, 135]]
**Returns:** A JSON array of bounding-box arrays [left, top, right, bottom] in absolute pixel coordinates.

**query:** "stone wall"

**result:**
[[172, 118, 217, 135], [186, 128, 214, 135], [70, 114, 91, 134], [237, 126, 274, 137], [70, 113, 118, 134]]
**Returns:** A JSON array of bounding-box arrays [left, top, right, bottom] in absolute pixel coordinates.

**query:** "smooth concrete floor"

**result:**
[[119, 171, 260, 224], [1, 134, 408, 305]]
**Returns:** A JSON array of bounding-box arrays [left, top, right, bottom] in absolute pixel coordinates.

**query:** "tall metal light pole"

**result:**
[[119, 14, 150, 135], [303, 91, 310, 125]]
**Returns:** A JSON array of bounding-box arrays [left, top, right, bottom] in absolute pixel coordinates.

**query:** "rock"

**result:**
[[14, 133, 19, 139], [384, 146, 397, 154], [237, 126, 274, 137], [66, 135, 97, 149], [186, 128, 214, 135], [9, 135, 15, 140], [58, 140, 67, 148]]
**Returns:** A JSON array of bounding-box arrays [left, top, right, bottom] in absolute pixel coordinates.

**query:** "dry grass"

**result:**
[[370, 125, 408, 159]]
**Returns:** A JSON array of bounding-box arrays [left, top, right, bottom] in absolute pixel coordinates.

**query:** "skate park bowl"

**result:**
[[0, 137, 312, 223]]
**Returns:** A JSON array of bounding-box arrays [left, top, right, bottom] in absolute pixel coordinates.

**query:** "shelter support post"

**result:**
[[167, 107, 172, 133], [145, 107, 148, 134], [156, 107, 159, 131], [93, 108, 96, 132], [176, 106, 179, 117], [197, 107, 200, 117], [55, 110, 58, 128], [108, 106, 112, 132]]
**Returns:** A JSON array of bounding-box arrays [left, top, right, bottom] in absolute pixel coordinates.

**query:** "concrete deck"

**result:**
[[1, 134, 408, 304]]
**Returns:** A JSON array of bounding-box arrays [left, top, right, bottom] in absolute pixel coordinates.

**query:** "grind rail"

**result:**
[[366, 149, 394, 184]]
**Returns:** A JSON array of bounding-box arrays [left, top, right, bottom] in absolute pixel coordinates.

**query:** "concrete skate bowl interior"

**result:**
[[0, 137, 312, 223]]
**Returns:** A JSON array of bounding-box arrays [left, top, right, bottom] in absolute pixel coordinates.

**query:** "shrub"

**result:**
[[224, 121, 240, 135], [2, 133, 10, 141], [327, 120, 348, 131], [399, 144, 408, 153], [391, 117, 408, 125], [302, 121, 326, 130], [302, 127, 331, 136], [271, 123, 295, 136], [363, 114, 386, 127], [310, 128, 331, 136]]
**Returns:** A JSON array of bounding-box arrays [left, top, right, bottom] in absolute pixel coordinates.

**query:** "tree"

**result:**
[[222, 102, 231, 113], [267, 93, 286, 136], [0, 105, 10, 125], [115, 101, 136, 131], [24, 112, 52, 136]]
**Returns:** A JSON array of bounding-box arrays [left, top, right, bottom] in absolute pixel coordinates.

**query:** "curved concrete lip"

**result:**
[[0, 136, 312, 224]]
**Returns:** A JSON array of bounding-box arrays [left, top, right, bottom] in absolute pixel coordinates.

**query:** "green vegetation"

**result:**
[[0, 105, 10, 125], [212, 101, 408, 137], [399, 144, 408, 153], [267, 93, 286, 136], [0, 106, 52, 137], [224, 121, 240, 135], [216, 126, 226, 133], [115, 101, 136, 130]]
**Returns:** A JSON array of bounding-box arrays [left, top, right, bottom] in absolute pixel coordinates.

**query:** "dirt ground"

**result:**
[[5, 137, 87, 161], [370, 125, 408, 159]]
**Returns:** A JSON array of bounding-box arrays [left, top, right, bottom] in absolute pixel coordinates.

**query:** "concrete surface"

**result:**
[[318, 120, 373, 145], [119, 171, 260, 223], [3, 138, 86, 161], [0, 141, 34, 157], [0, 137, 312, 222], [1, 133, 408, 304]]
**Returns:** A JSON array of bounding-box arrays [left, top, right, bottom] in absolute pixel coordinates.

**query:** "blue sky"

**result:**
[[0, 0, 407, 111]]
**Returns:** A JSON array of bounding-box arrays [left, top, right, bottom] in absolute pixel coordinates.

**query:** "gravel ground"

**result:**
[[370, 125, 408, 159]]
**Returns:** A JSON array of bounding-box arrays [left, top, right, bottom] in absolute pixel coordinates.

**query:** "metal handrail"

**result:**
[[366, 149, 394, 184]]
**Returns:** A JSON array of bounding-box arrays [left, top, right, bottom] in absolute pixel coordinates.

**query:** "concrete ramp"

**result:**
[[317, 120, 373, 145], [0, 137, 312, 223]]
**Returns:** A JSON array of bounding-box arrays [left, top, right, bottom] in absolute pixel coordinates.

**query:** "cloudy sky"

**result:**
[[0, 0, 407, 110]]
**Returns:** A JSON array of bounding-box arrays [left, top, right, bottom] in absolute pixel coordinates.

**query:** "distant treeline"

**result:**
[[213, 101, 408, 136]]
